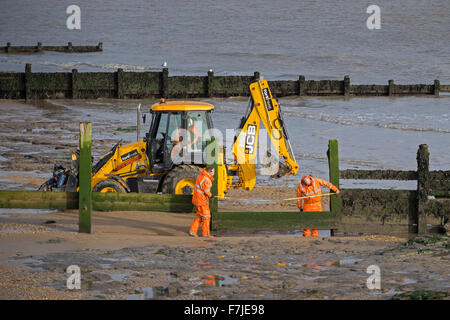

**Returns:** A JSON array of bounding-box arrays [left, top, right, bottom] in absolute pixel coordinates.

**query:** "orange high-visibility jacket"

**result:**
[[172, 125, 199, 147], [297, 176, 338, 211], [188, 124, 199, 147], [192, 169, 214, 208]]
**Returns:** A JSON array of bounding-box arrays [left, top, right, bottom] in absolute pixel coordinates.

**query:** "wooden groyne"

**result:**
[[0, 138, 448, 235], [1, 42, 103, 54], [340, 144, 449, 234], [0, 64, 447, 100]]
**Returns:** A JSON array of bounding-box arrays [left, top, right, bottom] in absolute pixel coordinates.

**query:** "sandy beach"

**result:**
[[0, 208, 449, 300], [0, 99, 449, 300]]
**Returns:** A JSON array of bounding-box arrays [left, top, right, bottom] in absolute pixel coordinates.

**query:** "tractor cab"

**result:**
[[146, 100, 214, 173]]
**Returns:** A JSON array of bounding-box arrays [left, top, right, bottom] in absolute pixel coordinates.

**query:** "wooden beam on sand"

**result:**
[[78, 122, 92, 233], [0, 191, 194, 212], [212, 211, 337, 231]]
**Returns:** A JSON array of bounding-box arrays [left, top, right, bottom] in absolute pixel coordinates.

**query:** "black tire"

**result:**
[[38, 181, 51, 191], [93, 179, 126, 193], [161, 165, 203, 195]]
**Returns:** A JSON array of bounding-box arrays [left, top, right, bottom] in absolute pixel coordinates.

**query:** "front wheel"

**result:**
[[93, 179, 126, 193], [38, 182, 50, 191], [161, 165, 203, 195]]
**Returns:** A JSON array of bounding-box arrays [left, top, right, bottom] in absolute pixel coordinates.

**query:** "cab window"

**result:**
[[186, 111, 211, 151]]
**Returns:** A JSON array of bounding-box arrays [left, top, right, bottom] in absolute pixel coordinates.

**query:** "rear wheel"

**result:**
[[93, 179, 126, 193], [161, 165, 203, 195], [38, 180, 52, 191]]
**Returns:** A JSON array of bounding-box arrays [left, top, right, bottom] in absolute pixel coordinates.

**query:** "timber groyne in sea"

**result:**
[[0, 64, 448, 100], [1, 42, 103, 54]]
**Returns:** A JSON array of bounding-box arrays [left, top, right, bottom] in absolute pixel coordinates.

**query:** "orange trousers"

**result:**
[[299, 207, 319, 237], [302, 229, 319, 237], [189, 205, 210, 236]]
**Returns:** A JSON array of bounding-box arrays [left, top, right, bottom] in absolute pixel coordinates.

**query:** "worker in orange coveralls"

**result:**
[[170, 118, 199, 159], [297, 175, 340, 237], [189, 167, 214, 237]]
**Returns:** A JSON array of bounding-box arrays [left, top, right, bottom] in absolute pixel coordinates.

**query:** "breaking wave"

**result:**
[[375, 122, 450, 133], [295, 152, 392, 169], [284, 111, 366, 126], [284, 111, 450, 134], [5, 58, 161, 71]]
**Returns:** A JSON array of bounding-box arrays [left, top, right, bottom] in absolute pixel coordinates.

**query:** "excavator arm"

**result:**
[[229, 79, 299, 191]]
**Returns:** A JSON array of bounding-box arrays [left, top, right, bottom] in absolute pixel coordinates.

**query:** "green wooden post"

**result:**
[[327, 139, 341, 214], [206, 138, 218, 230], [79, 122, 92, 233], [116, 68, 124, 99], [344, 75, 350, 97], [24, 63, 32, 102], [298, 75, 305, 96], [417, 144, 430, 234], [161, 67, 169, 99], [71, 69, 78, 99], [207, 70, 214, 97]]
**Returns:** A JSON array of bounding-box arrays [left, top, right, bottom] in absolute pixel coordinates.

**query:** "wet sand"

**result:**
[[0, 100, 123, 190], [0, 209, 449, 300], [0, 100, 449, 300]]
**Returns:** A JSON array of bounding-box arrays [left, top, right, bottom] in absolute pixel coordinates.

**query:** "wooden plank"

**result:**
[[0, 190, 194, 212], [212, 211, 337, 231], [429, 170, 450, 197], [78, 122, 92, 233], [91, 192, 194, 212], [340, 169, 417, 180], [0, 191, 78, 209]]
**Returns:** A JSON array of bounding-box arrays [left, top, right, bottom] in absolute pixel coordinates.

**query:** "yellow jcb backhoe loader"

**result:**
[[41, 79, 299, 198]]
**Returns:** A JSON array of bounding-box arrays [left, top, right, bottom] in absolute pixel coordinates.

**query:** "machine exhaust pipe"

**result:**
[[137, 103, 141, 141]]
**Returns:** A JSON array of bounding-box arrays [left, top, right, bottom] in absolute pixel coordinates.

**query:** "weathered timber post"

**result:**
[[206, 138, 219, 230], [207, 70, 214, 97], [434, 80, 440, 96], [116, 68, 124, 99], [298, 75, 306, 96], [417, 144, 430, 234], [388, 79, 395, 96], [327, 139, 341, 214], [71, 69, 78, 99], [68, 42, 73, 52], [6, 42, 11, 53], [161, 67, 169, 98], [37, 42, 43, 52], [79, 122, 92, 233], [344, 75, 350, 97], [24, 63, 32, 102]]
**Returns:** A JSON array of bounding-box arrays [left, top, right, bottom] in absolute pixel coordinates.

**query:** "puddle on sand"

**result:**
[[402, 278, 418, 285], [15, 257, 45, 266], [270, 229, 333, 237], [0, 228, 30, 233], [339, 257, 363, 265], [200, 275, 239, 287], [108, 271, 130, 282], [241, 200, 278, 205], [0, 208, 61, 216], [126, 286, 167, 300]]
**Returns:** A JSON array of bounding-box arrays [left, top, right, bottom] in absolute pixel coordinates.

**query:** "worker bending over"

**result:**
[[189, 167, 214, 237], [297, 175, 340, 237]]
